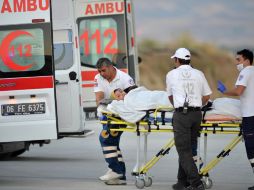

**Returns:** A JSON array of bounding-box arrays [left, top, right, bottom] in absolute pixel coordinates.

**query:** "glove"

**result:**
[[97, 104, 106, 118], [217, 80, 226, 93]]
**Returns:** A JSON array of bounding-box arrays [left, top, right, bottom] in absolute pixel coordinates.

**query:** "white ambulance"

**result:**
[[0, 0, 139, 158]]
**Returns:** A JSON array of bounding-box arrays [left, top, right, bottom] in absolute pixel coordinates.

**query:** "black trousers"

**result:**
[[173, 110, 202, 187]]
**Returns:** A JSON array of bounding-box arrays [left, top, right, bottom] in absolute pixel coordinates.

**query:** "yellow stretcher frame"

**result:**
[[100, 108, 242, 189]]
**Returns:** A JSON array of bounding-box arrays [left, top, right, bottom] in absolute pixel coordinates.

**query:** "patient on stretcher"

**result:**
[[107, 87, 242, 124], [113, 88, 127, 100], [106, 86, 173, 123]]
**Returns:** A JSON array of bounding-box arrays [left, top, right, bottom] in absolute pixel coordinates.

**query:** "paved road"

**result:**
[[0, 120, 253, 190]]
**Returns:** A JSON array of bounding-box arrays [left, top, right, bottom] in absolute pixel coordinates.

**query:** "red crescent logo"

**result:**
[[0, 30, 34, 71]]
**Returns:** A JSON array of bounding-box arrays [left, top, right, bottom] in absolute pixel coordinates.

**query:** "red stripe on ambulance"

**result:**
[[0, 76, 53, 91], [81, 70, 98, 81]]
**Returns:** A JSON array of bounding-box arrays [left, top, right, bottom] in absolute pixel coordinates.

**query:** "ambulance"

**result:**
[[0, 0, 139, 158]]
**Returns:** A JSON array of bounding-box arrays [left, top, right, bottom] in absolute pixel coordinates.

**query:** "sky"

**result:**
[[133, 0, 254, 49]]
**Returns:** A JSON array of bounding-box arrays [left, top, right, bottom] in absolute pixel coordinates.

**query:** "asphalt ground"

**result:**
[[0, 120, 253, 190]]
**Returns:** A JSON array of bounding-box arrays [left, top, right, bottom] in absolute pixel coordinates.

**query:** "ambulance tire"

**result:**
[[0, 153, 12, 160], [11, 148, 27, 157]]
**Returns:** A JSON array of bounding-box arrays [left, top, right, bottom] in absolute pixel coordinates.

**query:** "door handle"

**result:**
[[55, 80, 68, 85]]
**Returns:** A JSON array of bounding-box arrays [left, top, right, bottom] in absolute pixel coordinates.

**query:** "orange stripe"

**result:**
[[128, 3, 131, 13], [131, 37, 134, 47], [82, 84, 94, 88], [75, 36, 78, 49]]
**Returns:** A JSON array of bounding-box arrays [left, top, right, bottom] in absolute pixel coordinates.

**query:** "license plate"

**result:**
[[1, 102, 46, 116], [85, 110, 98, 120]]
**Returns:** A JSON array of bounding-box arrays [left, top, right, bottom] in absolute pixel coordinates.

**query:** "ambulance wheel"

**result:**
[[135, 178, 145, 189], [203, 178, 213, 189], [144, 176, 152, 187]]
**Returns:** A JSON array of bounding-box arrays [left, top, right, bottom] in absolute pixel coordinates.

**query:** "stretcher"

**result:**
[[100, 106, 242, 189]]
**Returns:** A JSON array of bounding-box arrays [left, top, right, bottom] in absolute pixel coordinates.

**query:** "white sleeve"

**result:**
[[122, 74, 135, 90], [93, 74, 103, 93], [235, 71, 248, 87], [166, 72, 173, 96], [201, 73, 212, 96]]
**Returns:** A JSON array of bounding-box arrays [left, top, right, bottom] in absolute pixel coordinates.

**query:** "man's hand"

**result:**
[[217, 80, 226, 93]]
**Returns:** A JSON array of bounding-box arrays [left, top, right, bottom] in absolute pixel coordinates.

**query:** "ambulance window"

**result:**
[[0, 23, 53, 78], [0, 29, 45, 73], [78, 15, 127, 69], [54, 43, 73, 70]]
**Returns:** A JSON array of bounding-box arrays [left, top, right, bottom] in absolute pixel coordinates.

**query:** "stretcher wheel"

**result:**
[[144, 176, 152, 187], [203, 178, 213, 189], [135, 178, 145, 189]]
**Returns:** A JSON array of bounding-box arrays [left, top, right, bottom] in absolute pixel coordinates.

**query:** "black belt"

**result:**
[[175, 107, 201, 112]]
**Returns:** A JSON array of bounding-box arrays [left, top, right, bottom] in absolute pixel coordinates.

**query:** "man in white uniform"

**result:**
[[94, 57, 135, 185], [166, 48, 212, 190], [217, 49, 254, 190]]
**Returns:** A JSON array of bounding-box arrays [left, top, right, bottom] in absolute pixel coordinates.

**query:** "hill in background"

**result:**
[[138, 34, 239, 99]]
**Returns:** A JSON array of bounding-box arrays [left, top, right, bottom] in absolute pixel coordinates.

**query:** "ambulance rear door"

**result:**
[[75, 0, 139, 117], [52, 0, 85, 134], [0, 0, 58, 142]]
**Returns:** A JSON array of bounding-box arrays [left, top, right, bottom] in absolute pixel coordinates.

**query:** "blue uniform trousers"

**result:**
[[99, 120, 126, 179]]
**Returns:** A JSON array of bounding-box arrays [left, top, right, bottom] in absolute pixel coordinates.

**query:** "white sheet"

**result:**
[[107, 100, 146, 123], [106, 88, 242, 123], [107, 87, 172, 123], [124, 87, 171, 111], [205, 98, 241, 119]]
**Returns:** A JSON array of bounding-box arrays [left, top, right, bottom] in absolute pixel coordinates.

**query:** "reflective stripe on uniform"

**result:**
[[104, 152, 118, 158], [103, 146, 117, 151], [249, 158, 254, 164], [118, 157, 124, 162], [193, 155, 198, 161]]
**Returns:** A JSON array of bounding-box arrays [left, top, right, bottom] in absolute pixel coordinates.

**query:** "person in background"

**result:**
[[94, 57, 135, 185], [217, 49, 254, 190], [166, 48, 212, 190]]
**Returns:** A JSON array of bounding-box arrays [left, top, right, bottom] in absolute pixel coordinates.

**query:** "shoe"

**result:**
[[172, 181, 189, 190], [104, 179, 127, 185], [99, 170, 123, 181], [185, 183, 205, 190], [248, 186, 254, 190], [99, 169, 112, 181]]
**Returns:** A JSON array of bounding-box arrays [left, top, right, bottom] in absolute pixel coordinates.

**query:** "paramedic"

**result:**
[[217, 49, 254, 190], [94, 57, 135, 185], [166, 48, 212, 190]]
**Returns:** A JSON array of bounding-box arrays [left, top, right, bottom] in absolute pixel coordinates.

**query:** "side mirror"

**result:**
[[138, 56, 142, 64], [69, 71, 77, 80]]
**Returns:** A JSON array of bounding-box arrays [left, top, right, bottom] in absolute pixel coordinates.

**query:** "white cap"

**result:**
[[171, 48, 191, 60]]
